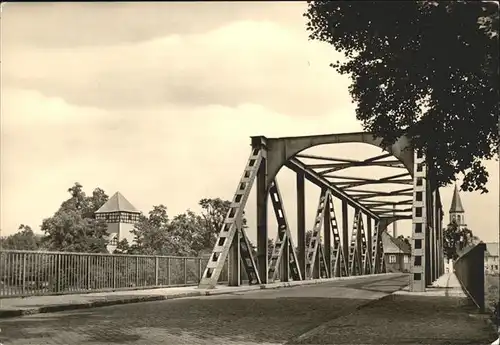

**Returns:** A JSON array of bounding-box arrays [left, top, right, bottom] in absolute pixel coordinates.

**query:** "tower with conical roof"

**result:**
[[449, 184, 466, 227], [95, 192, 141, 252]]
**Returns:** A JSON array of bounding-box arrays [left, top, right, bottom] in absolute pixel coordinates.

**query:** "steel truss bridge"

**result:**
[[198, 132, 445, 292]]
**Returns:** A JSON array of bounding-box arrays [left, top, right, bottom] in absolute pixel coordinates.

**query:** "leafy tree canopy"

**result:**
[[443, 220, 474, 260], [0, 224, 43, 251], [128, 198, 243, 257], [305, 1, 499, 193], [10, 183, 248, 258], [396, 235, 412, 249], [41, 182, 109, 253]]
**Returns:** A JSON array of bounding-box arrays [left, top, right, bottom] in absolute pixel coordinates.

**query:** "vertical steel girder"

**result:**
[[199, 133, 444, 290], [267, 180, 302, 282], [409, 152, 444, 292]]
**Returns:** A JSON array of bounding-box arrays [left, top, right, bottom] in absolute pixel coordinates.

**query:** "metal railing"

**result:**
[[454, 242, 487, 311], [0, 250, 230, 298]]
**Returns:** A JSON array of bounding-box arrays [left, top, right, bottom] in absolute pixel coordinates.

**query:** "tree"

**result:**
[[268, 238, 275, 257], [0, 224, 42, 250], [198, 198, 231, 252], [305, 1, 499, 193], [113, 239, 131, 254], [129, 205, 197, 256], [397, 235, 412, 250], [41, 209, 108, 253], [129, 198, 250, 257], [41, 183, 109, 253], [198, 198, 249, 254], [294, 230, 314, 254], [443, 221, 474, 260], [168, 210, 204, 256], [129, 206, 172, 255]]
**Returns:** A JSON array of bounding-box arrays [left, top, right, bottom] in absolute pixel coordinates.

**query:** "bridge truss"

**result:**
[[198, 132, 445, 292]]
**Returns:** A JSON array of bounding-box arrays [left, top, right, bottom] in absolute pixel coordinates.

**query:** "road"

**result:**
[[0, 274, 409, 345]]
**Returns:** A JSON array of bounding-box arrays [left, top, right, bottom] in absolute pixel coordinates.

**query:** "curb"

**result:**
[[0, 273, 404, 319]]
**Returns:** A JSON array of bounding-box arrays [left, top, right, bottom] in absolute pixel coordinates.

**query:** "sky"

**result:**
[[1, 2, 498, 245]]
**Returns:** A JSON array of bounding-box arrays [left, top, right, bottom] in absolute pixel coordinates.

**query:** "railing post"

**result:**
[[56, 254, 61, 293], [87, 256, 92, 290], [135, 256, 139, 287], [167, 257, 171, 285], [112, 256, 117, 290], [198, 258, 202, 282], [155, 257, 159, 286], [22, 253, 27, 296], [184, 258, 187, 284]]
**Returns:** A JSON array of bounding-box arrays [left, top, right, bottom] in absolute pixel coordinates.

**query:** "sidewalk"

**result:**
[[289, 272, 498, 344], [395, 271, 467, 297], [0, 273, 400, 319]]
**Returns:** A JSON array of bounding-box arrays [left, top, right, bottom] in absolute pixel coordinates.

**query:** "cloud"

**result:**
[[2, 2, 308, 48], [0, 87, 362, 237], [3, 15, 351, 117]]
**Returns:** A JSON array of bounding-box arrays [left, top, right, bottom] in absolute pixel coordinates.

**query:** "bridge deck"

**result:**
[[0, 274, 496, 344]]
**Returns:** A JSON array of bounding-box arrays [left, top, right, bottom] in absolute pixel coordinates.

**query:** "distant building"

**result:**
[[382, 232, 411, 273], [485, 242, 499, 275], [95, 192, 141, 252], [445, 184, 466, 272], [449, 184, 466, 227]]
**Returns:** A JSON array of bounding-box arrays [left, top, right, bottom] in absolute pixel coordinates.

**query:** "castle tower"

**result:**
[[449, 184, 466, 227], [95, 192, 141, 252]]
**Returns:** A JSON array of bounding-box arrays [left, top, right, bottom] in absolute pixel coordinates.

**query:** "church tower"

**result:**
[[95, 192, 141, 252], [449, 184, 466, 227]]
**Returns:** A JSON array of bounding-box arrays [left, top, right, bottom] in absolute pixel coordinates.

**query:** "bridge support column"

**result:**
[[324, 206, 332, 276], [256, 154, 268, 284], [437, 199, 444, 277], [432, 190, 439, 282], [280, 236, 290, 282], [428, 188, 435, 283], [367, 216, 372, 271], [296, 172, 306, 280], [410, 151, 427, 292], [228, 229, 241, 286], [425, 182, 432, 287], [342, 200, 349, 271]]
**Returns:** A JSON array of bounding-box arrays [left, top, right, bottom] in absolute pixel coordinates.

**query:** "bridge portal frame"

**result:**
[[198, 132, 444, 292]]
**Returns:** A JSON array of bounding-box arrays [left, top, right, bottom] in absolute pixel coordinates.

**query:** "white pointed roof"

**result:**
[[95, 192, 140, 214]]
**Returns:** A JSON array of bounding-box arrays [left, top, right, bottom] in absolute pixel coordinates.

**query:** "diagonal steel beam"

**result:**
[[376, 208, 413, 214], [324, 171, 410, 183], [311, 161, 405, 172], [286, 158, 379, 219], [317, 153, 395, 175], [308, 160, 403, 169], [335, 179, 413, 189], [362, 199, 413, 206], [349, 187, 414, 195], [351, 192, 414, 200], [296, 154, 363, 163]]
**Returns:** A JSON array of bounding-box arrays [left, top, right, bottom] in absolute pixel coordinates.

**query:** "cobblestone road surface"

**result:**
[[0, 275, 409, 345]]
